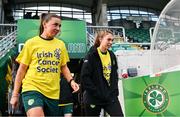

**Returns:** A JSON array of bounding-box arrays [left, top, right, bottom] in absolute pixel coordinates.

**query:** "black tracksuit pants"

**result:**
[[84, 99, 124, 117]]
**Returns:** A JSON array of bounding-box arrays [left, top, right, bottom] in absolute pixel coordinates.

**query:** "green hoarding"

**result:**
[[123, 71, 180, 116], [17, 19, 87, 59]]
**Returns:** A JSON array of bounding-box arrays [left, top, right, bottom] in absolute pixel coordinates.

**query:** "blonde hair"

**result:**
[[94, 29, 113, 47]]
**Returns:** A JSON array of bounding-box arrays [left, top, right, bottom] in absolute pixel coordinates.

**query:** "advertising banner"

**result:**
[[123, 71, 180, 116], [17, 19, 87, 59]]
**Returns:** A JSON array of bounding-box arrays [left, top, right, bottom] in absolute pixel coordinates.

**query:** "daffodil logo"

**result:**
[[54, 48, 61, 60], [143, 84, 169, 113]]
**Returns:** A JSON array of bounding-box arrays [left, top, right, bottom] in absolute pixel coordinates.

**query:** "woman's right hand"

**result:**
[[10, 95, 19, 109]]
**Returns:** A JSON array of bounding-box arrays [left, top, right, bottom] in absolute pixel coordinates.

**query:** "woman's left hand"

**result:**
[[70, 80, 80, 93]]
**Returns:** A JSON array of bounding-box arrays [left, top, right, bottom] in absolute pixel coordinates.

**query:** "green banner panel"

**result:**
[[17, 19, 87, 59], [123, 71, 180, 116]]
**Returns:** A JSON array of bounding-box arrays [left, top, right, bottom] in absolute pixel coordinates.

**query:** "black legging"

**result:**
[[84, 100, 124, 117]]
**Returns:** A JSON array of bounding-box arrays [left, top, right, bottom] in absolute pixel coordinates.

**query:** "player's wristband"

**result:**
[[69, 79, 74, 85], [12, 94, 19, 98]]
